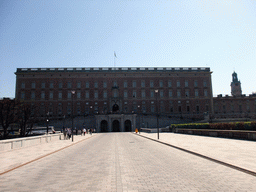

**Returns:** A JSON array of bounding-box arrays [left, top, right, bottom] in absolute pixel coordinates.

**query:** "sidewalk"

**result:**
[[137, 132, 256, 175], [0, 133, 95, 175]]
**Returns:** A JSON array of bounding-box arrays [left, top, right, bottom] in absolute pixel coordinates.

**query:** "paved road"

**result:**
[[1, 133, 256, 192]]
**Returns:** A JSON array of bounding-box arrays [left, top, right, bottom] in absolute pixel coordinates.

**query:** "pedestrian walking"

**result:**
[[63, 127, 67, 140], [83, 128, 86, 136], [67, 128, 71, 139]]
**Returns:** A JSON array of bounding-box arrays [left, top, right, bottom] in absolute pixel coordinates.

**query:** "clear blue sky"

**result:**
[[1, 0, 256, 98]]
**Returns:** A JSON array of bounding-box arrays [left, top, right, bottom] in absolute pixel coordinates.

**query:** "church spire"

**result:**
[[231, 71, 242, 96]]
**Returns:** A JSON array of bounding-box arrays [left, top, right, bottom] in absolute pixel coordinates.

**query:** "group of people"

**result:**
[[82, 128, 95, 135], [63, 128, 72, 140], [62, 127, 95, 139]]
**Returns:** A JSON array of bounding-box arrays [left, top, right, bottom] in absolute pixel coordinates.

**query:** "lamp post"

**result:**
[[90, 106, 93, 133], [46, 112, 49, 134], [63, 115, 65, 130], [138, 105, 140, 134], [71, 90, 75, 142], [155, 89, 159, 139]]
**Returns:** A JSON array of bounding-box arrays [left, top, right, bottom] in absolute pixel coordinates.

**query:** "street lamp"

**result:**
[[155, 89, 159, 139], [138, 105, 140, 134], [90, 106, 93, 133], [71, 90, 75, 142], [46, 112, 49, 134], [62, 115, 65, 131]]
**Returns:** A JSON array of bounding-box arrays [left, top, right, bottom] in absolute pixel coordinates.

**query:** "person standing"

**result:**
[[68, 128, 71, 139], [63, 127, 67, 140]]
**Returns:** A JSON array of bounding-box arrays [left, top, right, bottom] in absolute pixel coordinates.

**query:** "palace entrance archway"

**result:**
[[100, 120, 108, 132], [112, 120, 120, 132], [124, 120, 132, 132]]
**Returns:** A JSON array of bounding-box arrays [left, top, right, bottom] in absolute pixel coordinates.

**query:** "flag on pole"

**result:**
[[114, 52, 117, 58]]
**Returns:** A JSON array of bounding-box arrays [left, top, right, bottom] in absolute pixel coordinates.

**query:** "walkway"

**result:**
[[137, 132, 256, 175], [0, 133, 94, 175]]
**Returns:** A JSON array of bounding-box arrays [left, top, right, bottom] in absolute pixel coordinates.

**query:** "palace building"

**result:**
[[15, 67, 213, 132]]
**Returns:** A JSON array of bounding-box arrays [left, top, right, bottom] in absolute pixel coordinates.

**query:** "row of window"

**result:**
[[37, 102, 207, 115], [214, 104, 256, 113], [20, 89, 209, 100], [20, 79, 208, 89]]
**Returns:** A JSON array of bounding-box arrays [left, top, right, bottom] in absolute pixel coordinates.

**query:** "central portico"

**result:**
[[96, 114, 137, 132]]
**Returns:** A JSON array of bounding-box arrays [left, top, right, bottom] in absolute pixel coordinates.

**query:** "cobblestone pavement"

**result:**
[[0, 134, 94, 174], [1, 133, 256, 191], [138, 132, 256, 174]]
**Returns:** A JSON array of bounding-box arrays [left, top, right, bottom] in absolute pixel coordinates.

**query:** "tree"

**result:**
[[0, 98, 17, 138], [16, 101, 39, 137]]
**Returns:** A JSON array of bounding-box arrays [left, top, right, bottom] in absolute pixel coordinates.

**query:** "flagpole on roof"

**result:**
[[114, 52, 117, 70]]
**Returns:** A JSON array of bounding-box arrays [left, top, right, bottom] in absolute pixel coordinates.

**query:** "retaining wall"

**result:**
[[174, 128, 256, 140], [0, 133, 64, 152]]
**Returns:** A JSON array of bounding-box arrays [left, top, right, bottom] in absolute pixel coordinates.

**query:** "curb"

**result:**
[[134, 133, 256, 177], [0, 135, 96, 176]]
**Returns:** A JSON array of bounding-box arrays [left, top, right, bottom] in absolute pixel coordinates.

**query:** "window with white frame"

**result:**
[[159, 80, 163, 87], [168, 80, 172, 87], [150, 80, 154, 88], [124, 90, 128, 98], [85, 81, 89, 88], [194, 80, 198, 87], [177, 90, 181, 98], [204, 89, 208, 97], [41, 82, 45, 89], [195, 89, 199, 97], [185, 90, 189, 97], [85, 91, 89, 99], [151, 105, 155, 113], [141, 80, 145, 87], [58, 92, 62, 100], [50, 82, 54, 89], [77, 103, 81, 115], [133, 81, 136, 88], [160, 90, 164, 98], [31, 82, 36, 89], [68, 92, 71, 99], [58, 103, 62, 115], [77, 82, 81, 88], [141, 90, 145, 98], [203, 80, 207, 87], [21, 82, 25, 89], [185, 80, 188, 87], [21, 92, 25, 100], [41, 91, 45, 99], [94, 91, 98, 99], [103, 90, 107, 98], [67, 103, 71, 115], [103, 81, 107, 88], [31, 92, 35, 100], [169, 90, 173, 98], [150, 90, 154, 98], [49, 91, 53, 100], [124, 81, 127, 88], [77, 91, 81, 99], [67, 82, 72, 89], [177, 81, 180, 87], [94, 82, 98, 88], [133, 90, 136, 98]]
